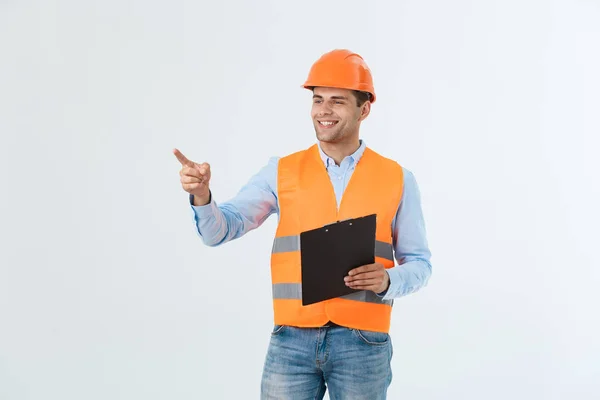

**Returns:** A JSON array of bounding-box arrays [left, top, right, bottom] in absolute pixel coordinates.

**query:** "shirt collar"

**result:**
[[317, 139, 366, 167]]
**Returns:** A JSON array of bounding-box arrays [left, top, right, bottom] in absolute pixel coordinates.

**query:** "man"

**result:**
[[174, 49, 432, 399]]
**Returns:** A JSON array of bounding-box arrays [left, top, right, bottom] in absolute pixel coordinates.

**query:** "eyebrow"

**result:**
[[312, 95, 348, 100]]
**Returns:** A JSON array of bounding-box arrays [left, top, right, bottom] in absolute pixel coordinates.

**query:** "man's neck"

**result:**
[[319, 138, 361, 166]]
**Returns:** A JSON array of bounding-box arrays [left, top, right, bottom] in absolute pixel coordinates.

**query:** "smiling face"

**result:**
[[311, 87, 370, 144]]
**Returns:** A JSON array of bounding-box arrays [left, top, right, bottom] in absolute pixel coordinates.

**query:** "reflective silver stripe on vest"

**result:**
[[374, 240, 394, 262], [340, 290, 393, 306], [272, 283, 393, 306], [272, 235, 394, 262], [272, 283, 302, 300], [272, 235, 301, 253]]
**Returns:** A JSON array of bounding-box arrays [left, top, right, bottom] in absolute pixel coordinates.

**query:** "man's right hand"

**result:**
[[173, 148, 211, 206]]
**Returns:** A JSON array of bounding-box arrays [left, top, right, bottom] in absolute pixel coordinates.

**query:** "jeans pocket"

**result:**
[[352, 329, 390, 346], [271, 324, 286, 336]]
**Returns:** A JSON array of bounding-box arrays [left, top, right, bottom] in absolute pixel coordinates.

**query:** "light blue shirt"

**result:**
[[189, 140, 432, 301]]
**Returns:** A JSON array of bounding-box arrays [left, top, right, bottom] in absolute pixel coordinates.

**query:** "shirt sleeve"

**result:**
[[379, 167, 433, 300], [189, 157, 280, 246]]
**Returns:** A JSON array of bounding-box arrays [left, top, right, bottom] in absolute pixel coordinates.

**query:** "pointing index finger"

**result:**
[[173, 148, 194, 167]]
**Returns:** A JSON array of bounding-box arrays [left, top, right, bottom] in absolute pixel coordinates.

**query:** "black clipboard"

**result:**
[[299, 214, 376, 306]]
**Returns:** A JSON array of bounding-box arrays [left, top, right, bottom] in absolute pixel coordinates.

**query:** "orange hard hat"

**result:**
[[302, 49, 376, 103]]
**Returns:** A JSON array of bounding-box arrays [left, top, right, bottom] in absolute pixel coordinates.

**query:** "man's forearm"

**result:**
[[382, 259, 432, 300], [189, 193, 230, 246], [192, 193, 211, 207], [188, 157, 279, 246]]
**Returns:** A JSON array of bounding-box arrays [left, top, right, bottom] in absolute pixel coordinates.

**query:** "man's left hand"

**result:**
[[344, 262, 389, 294]]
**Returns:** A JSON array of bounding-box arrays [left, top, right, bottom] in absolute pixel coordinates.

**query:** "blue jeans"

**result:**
[[260, 324, 393, 399]]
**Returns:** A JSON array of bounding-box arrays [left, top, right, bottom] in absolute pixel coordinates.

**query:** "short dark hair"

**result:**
[[353, 90, 371, 107]]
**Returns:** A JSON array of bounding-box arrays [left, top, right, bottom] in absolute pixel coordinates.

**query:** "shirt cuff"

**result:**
[[376, 270, 391, 297], [189, 193, 216, 218]]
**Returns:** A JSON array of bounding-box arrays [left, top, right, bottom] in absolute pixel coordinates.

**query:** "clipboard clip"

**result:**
[[322, 214, 377, 230], [323, 218, 352, 227], [322, 218, 355, 231]]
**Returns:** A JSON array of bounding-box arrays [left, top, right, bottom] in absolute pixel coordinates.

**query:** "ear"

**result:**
[[358, 101, 371, 122]]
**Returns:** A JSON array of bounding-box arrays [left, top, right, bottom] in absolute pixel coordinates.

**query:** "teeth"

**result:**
[[320, 121, 335, 126]]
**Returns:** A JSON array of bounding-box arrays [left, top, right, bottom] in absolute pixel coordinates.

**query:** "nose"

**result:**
[[316, 102, 333, 116]]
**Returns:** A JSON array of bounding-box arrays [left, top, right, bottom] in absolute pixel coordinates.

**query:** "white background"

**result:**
[[1, 0, 599, 399]]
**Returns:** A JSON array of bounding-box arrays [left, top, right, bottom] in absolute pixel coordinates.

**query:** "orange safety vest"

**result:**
[[270, 144, 404, 333]]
